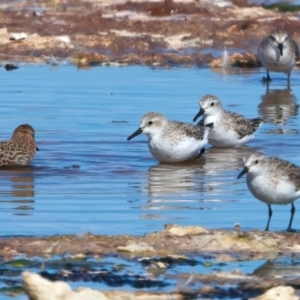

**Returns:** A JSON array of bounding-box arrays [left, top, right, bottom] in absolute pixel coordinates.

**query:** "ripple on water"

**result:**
[[0, 65, 299, 235]]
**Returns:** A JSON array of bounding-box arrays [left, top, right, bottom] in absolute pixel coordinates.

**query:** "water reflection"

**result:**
[[203, 147, 251, 175], [2, 65, 300, 236], [143, 147, 252, 214], [145, 147, 252, 197], [252, 258, 300, 279], [142, 161, 207, 215], [258, 86, 299, 125], [0, 167, 35, 215], [146, 160, 205, 197]]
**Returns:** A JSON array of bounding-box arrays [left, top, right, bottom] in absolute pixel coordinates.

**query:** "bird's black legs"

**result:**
[[286, 203, 295, 232], [264, 204, 272, 231], [264, 203, 296, 232], [287, 72, 291, 90], [193, 148, 206, 160], [263, 71, 271, 83], [199, 148, 206, 156]]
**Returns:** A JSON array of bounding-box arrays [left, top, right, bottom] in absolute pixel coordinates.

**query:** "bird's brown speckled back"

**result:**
[[0, 124, 38, 167]]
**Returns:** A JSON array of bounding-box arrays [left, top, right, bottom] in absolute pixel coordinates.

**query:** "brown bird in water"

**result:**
[[0, 124, 39, 167]]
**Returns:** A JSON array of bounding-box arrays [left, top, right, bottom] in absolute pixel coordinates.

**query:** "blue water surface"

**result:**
[[0, 64, 299, 236]]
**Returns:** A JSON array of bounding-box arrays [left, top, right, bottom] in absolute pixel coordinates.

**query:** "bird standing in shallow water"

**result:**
[[237, 151, 300, 232], [127, 112, 212, 163], [193, 94, 263, 148], [258, 29, 299, 83], [0, 124, 39, 168]]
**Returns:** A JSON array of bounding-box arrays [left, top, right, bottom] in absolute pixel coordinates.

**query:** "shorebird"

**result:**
[[0, 124, 39, 167], [237, 151, 300, 231], [127, 112, 212, 163], [193, 94, 263, 148], [258, 29, 299, 82]]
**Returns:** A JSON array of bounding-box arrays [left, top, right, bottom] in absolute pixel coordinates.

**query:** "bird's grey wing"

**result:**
[[172, 121, 205, 140], [225, 111, 262, 139], [270, 158, 300, 191]]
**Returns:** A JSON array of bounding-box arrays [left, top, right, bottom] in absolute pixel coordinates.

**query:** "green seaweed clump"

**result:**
[[262, 2, 300, 12]]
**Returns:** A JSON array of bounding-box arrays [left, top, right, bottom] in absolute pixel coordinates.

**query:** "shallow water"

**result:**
[[0, 252, 300, 298], [1, 64, 300, 298], [0, 253, 268, 295], [0, 64, 300, 236]]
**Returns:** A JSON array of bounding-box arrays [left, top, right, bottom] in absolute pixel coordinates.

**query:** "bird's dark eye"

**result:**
[[211, 102, 214, 107], [270, 35, 275, 41], [148, 121, 153, 125], [255, 160, 259, 164]]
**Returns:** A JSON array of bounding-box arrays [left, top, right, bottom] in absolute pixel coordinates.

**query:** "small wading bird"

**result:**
[[258, 28, 299, 83], [0, 124, 39, 168], [127, 112, 213, 163], [237, 151, 300, 231], [193, 94, 263, 148]]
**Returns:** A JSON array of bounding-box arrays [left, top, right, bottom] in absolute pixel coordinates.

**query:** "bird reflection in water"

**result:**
[[202, 147, 251, 175], [252, 258, 300, 279], [143, 147, 251, 215], [146, 160, 205, 198], [142, 159, 206, 217], [0, 166, 35, 216], [259, 85, 298, 126]]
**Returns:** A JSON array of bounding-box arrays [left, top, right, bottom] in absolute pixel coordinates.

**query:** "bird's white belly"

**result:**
[[260, 48, 295, 73], [247, 174, 300, 205], [149, 136, 206, 163], [209, 129, 253, 148], [263, 60, 294, 73]]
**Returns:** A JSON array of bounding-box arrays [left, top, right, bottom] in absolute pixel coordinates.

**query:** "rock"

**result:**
[[22, 271, 182, 300], [230, 52, 261, 68], [72, 253, 86, 260], [285, 244, 300, 252], [157, 262, 167, 269], [250, 286, 299, 300], [76, 288, 110, 300], [163, 224, 209, 236], [199, 285, 217, 295], [23, 271, 109, 299], [9, 32, 27, 41], [209, 51, 261, 68], [23, 271, 84, 300], [117, 242, 155, 252], [55, 36, 71, 43]]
